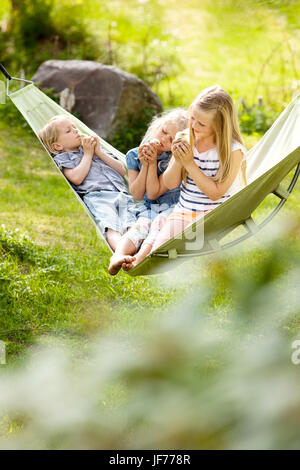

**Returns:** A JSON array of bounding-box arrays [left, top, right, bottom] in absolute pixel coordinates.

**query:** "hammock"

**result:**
[[1, 64, 300, 276]]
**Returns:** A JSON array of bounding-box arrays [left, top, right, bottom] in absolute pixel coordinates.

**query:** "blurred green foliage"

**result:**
[[0, 0, 184, 148], [0, 0, 182, 100], [1, 0, 300, 141], [12, 0, 56, 49], [238, 99, 279, 135], [0, 231, 300, 449], [110, 108, 157, 154], [0, 0, 100, 69]]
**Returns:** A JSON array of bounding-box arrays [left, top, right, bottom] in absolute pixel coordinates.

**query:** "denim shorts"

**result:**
[[83, 190, 137, 235], [134, 190, 180, 221], [135, 201, 176, 221]]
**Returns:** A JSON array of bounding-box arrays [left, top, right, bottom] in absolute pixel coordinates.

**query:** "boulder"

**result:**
[[32, 60, 163, 140]]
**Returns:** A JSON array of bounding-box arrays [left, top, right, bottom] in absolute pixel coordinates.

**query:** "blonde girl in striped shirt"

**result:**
[[123, 85, 247, 269], [150, 85, 247, 251]]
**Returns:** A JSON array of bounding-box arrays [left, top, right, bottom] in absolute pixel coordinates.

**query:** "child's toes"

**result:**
[[122, 261, 133, 271]]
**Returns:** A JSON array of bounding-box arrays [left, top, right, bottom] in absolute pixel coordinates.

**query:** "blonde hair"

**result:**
[[38, 115, 73, 156], [141, 108, 188, 145], [188, 85, 244, 183]]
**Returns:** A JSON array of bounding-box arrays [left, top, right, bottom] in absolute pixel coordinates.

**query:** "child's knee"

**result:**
[[122, 217, 151, 250]]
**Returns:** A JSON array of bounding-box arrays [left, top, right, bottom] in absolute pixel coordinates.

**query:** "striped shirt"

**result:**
[[177, 140, 247, 212]]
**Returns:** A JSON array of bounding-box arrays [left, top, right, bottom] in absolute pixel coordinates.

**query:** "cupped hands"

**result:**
[[82, 135, 97, 156], [171, 139, 194, 169]]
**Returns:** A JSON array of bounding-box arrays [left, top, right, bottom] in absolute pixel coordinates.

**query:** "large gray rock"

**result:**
[[32, 60, 163, 139]]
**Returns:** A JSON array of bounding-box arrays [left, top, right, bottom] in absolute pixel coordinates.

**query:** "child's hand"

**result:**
[[82, 135, 96, 156], [93, 135, 106, 159], [171, 138, 186, 154], [138, 144, 149, 166], [171, 139, 183, 162], [93, 135, 102, 153], [172, 140, 194, 168], [142, 141, 159, 165]]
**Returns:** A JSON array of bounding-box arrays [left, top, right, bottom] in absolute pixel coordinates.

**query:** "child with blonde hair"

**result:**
[[38, 115, 137, 251], [108, 108, 188, 275], [120, 85, 247, 271]]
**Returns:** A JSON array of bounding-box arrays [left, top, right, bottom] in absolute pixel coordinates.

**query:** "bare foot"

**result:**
[[108, 255, 136, 276], [121, 257, 137, 272]]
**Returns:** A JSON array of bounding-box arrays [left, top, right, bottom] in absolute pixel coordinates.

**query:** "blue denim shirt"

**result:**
[[126, 147, 180, 209]]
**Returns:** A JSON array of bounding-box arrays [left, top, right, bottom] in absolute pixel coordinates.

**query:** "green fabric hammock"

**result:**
[[5, 80, 300, 276]]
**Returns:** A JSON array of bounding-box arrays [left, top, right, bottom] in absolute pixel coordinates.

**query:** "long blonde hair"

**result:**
[[188, 85, 244, 183], [141, 108, 188, 145]]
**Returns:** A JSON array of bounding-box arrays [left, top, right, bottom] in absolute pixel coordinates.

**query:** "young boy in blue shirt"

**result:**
[[39, 115, 137, 250]]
